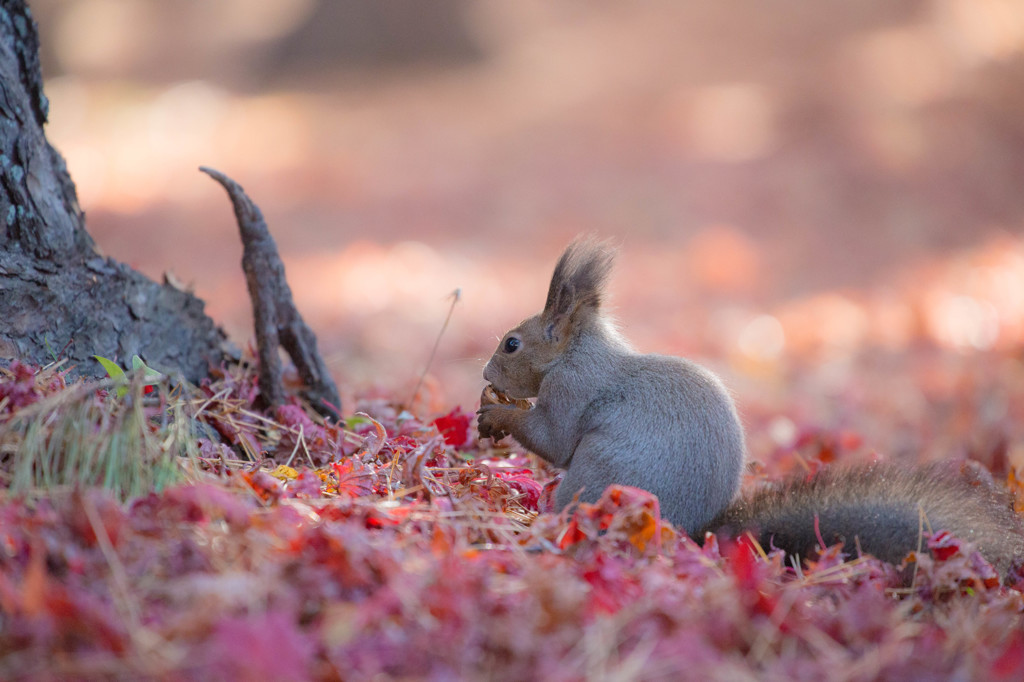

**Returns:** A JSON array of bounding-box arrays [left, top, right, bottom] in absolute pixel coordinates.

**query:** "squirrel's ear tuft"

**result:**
[[544, 236, 616, 321]]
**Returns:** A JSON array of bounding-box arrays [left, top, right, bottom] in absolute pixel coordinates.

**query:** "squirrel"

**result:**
[[477, 237, 746, 536], [477, 237, 1024, 578]]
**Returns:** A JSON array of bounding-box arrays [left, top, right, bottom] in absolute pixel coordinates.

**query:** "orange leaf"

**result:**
[[628, 511, 657, 552]]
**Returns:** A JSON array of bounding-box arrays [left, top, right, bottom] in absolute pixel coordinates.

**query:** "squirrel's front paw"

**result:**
[[477, 404, 512, 442]]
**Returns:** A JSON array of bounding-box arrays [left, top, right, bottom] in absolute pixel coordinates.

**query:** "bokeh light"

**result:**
[[28, 0, 1024, 409]]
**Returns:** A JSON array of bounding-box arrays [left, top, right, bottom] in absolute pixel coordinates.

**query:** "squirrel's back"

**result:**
[[567, 350, 745, 535], [702, 462, 1024, 577]]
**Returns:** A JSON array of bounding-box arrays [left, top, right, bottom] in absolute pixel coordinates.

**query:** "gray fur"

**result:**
[[480, 238, 746, 535], [704, 462, 1024, 577]]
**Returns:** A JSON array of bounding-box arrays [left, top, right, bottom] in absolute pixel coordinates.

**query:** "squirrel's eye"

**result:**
[[503, 337, 521, 353]]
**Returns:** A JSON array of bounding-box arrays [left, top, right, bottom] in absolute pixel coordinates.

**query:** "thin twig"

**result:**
[[81, 495, 142, 629], [407, 288, 461, 410]]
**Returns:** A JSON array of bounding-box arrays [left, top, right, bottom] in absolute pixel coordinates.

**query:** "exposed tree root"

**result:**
[[201, 166, 341, 421]]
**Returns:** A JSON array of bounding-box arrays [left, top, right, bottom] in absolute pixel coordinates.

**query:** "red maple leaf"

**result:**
[[432, 407, 472, 448]]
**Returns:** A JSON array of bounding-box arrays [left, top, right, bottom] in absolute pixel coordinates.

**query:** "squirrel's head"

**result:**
[[483, 237, 615, 399]]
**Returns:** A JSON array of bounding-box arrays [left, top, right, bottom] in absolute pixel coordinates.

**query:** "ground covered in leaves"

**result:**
[[2, 348, 1024, 682]]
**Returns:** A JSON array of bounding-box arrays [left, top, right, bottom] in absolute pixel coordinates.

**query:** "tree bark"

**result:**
[[0, 0, 230, 383]]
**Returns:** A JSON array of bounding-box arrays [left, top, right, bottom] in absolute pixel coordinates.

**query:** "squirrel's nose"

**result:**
[[483, 361, 497, 385]]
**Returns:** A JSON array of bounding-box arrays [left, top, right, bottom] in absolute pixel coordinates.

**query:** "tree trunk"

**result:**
[[0, 0, 230, 382]]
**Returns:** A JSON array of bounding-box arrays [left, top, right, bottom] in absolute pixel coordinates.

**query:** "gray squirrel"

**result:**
[[477, 237, 1024, 577]]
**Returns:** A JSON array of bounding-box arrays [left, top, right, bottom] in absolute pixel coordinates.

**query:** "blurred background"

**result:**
[[31, 1, 1024, 447]]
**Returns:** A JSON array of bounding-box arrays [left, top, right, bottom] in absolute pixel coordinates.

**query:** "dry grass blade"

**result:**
[[0, 375, 202, 500]]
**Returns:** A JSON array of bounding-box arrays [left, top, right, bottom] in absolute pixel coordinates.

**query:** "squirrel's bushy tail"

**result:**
[[702, 462, 1024, 578]]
